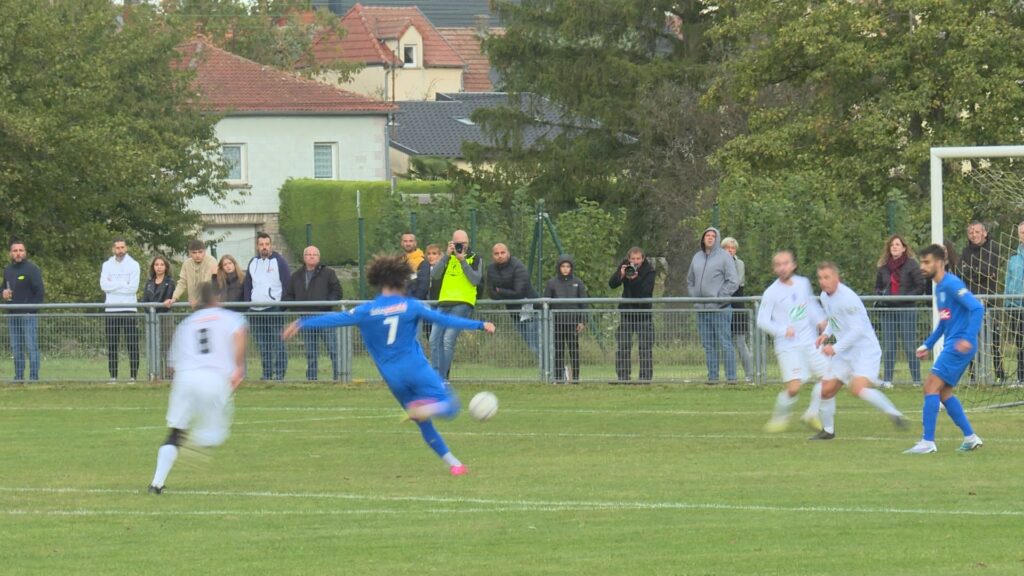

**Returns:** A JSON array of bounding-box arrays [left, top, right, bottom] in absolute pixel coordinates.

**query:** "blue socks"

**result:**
[[416, 420, 450, 458], [942, 396, 974, 437], [922, 394, 940, 441]]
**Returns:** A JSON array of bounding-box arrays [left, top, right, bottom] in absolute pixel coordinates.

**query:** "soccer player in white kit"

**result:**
[[812, 262, 906, 440], [758, 250, 825, 432], [148, 283, 247, 494]]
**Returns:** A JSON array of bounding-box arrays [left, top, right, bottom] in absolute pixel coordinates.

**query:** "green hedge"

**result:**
[[279, 179, 453, 264]]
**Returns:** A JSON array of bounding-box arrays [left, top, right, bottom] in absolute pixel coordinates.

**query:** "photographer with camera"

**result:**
[[609, 247, 655, 382], [429, 229, 483, 379]]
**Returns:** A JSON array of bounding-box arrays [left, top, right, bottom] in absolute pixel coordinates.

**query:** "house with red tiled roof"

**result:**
[[180, 38, 394, 261], [437, 25, 502, 93], [308, 3, 466, 101]]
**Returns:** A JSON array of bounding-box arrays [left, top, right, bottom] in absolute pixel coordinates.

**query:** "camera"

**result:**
[[624, 263, 639, 279], [454, 242, 465, 254]]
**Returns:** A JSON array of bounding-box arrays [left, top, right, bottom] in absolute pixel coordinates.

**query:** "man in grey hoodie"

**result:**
[[686, 227, 739, 384]]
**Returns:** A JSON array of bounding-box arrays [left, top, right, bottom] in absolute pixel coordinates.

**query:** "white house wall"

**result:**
[[191, 114, 389, 215]]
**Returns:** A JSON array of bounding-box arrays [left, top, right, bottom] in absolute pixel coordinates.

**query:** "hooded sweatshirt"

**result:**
[[686, 227, 739, 309], [544, 255, 589, 324], [100, 254, 140, 312]]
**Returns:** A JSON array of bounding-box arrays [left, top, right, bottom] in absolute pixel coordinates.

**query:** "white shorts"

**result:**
[[166, 369, 233, 447], [826, 347, 882, 385], [776, 345, 828, 384]]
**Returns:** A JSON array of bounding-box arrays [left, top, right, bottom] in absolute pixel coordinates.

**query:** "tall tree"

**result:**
[[0, 0, 226, 300], [476, 1, 737, 293]]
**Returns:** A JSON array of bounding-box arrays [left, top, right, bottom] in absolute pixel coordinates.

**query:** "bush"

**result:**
[[279, 179, 454, 264]]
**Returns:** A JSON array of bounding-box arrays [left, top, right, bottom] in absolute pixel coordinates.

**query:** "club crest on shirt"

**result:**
[[957, 288, 968, 297], [939, 308, 951, 320]]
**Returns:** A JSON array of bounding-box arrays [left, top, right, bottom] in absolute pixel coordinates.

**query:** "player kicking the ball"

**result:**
[[758, 250, 825, 433], [148, 283, 248, 494], [813, 262, 906, 440], [905, 244, 984, 454], [282, 254, 495, 476]]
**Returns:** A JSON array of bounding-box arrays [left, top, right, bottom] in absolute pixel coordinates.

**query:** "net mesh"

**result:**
[[950, 157, 1024, 409]]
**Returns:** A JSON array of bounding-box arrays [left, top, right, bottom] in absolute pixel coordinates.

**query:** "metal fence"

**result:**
[[0, 295, 1016, 385]]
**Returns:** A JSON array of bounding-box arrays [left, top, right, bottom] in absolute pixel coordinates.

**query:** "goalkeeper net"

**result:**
[[944, 155, 1024, 409]]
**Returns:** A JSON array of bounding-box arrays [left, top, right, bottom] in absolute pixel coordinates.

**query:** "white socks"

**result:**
[[151, 444, 179, 489], [774, 390, 798, 419], [441, 452, 462, 467], [858, 388, 901, 417], [820, 397, 836, 434], [807, 382, 822, 415]]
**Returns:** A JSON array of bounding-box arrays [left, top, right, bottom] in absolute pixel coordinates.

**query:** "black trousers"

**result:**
[[554, 321, 580, 383], [615, 311, 653, 381], [106, 313, 139, 379]]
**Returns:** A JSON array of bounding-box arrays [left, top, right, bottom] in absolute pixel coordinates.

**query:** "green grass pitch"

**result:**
[[1, 382, 1021, 575]]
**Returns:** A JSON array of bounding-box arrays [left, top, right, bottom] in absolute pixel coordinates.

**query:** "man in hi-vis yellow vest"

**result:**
[[429, 229, 482, 379]]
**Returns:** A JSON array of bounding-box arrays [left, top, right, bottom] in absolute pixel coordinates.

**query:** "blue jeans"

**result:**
[[881, 308, 921, 383], [301, 325, 339, 381], [697, 308, 736, 382], [429, 303, 472, 379], [8, 314, 40, 381], [250, 311, 288, 380], [516, 317, 540, 355]]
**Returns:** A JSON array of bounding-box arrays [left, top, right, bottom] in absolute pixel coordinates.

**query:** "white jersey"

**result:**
[[168, 306, 247, 379], [820, 282, 880, 356], [757, 275, 825, 351]]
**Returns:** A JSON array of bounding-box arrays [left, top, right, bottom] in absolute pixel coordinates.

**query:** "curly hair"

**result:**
[[366, 253, 413, 292]]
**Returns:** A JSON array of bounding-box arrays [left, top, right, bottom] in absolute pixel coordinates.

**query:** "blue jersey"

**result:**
[[923, 273, 985, 349], [297, 295, 483, 378]]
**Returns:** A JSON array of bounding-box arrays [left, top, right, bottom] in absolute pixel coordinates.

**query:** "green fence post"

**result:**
[[469, 207, 478, 249], [712, 201, 720, 229], [305, 223, 312, 247], [410, 211, 418, 237], [887, 196, 897, 235]]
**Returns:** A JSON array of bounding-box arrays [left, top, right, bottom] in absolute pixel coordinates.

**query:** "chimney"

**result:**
[[474, 14, 490, 37]]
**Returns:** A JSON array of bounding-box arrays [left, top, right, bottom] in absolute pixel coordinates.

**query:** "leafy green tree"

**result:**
[[162, 0, 358, 81], [0, 0, 226, 300], [708, 0, 1024, 241]]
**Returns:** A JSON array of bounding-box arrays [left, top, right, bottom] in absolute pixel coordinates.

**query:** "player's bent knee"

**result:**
[[164, 428, 186, 447]]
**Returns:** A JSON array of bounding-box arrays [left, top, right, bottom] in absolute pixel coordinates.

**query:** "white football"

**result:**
[[468, 391, 498, 421]]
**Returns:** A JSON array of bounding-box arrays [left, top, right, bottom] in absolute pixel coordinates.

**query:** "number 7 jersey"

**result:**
[[299, 294, 484, 369], [168, 307, 248, 378]]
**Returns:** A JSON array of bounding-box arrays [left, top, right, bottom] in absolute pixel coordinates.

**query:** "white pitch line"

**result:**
[[112, 414, 394, 432], [1, 486, 1020, 518]]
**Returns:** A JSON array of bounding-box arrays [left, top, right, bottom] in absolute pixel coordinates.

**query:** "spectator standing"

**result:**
[[164, 239, 217, 309], [608, 247, 654, 382], [1003, 221, 1024, 385], [402, 232, 425, 272], [545, 255, 588, 383], [215, 255, 245, 304], [686, 227, 739, 384], [487, 243, 540, 355], [415, 244, 443, 339], [142, 255, 176, 379], [243, 232, 290, 380], [721, 238, 754, 383], [429, 230, 482, 379], [959, 222, 1004, 382], [283, 246, 342, 381], [874, 235, 925, 388], [2, 239, 44, 381], [100, 237, 141, 381]]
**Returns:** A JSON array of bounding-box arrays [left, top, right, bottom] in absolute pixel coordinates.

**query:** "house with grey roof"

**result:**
[[315, 0, 517, 28], [388, 92, 572, 175]]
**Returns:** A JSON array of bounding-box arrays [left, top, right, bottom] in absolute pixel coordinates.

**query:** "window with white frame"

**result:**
[[314, 142, 337, 179], [221, 144, 246, 183], [403, 45, 418, 68]]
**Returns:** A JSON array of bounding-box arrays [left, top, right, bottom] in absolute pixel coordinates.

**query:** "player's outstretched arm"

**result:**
[[419, 304, 487, 331], [283, 309, 363, 341]]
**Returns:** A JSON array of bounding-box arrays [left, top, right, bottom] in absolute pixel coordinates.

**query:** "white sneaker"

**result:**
[[903, 440, 937, 454], [879, 381, 894, 390], [957, 435, 983, 452]]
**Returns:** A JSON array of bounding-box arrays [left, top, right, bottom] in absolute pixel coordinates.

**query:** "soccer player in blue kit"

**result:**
[[282, 254, 496, 475], [905, 244, 984, 454]]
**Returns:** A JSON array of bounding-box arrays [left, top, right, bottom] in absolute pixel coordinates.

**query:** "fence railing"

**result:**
[[0, 295, 1016, 385]]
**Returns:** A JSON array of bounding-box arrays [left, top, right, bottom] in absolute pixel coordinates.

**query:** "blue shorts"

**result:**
[[931, 345, 976, 387], [381, 362, 460, 416]]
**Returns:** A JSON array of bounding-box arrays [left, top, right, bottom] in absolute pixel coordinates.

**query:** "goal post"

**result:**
[[930, 145, 1024, 409]]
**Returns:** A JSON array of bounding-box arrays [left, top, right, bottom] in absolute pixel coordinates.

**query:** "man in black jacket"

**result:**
[[2, 238, 44, 381], [486, 243, 539, 355], [609, 247, 655, 382], [283, 246, 342, 380], [960, 222, 1004, 382]]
